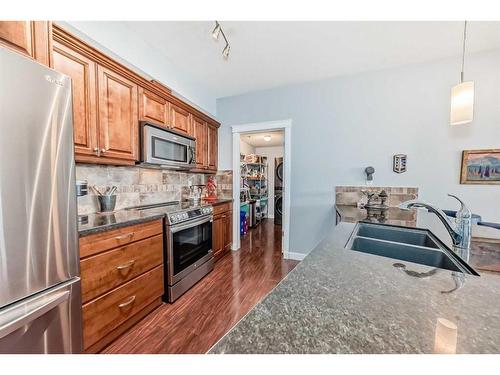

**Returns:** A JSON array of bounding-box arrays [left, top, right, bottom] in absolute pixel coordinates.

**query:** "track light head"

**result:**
[[222, 43, 230, 59], [212, 22, 221, 40]]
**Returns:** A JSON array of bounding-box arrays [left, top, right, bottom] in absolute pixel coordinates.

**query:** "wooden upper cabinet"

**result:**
[[97, 65, 139, 162], [0, 21, 52, 66], [192, 116, 207, 169], [207, 123, 218, 171], [52, 40, 98, 158], [170, 103, 191, 135], [139, 87, 169, 127]]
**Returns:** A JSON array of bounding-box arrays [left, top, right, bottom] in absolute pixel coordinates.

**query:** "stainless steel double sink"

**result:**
[[345, 222, 478, 275]]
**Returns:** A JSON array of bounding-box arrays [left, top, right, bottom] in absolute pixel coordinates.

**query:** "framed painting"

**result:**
[[460, 149, 500, 184]]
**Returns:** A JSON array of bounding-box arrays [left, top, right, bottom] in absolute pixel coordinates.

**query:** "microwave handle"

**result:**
[[189, 146, 196, 164]]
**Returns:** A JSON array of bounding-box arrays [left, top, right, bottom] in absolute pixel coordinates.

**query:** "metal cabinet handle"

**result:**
[[118, 295, 136, 308], [116, 259, 136, 270], [115, 233, 134, 241]]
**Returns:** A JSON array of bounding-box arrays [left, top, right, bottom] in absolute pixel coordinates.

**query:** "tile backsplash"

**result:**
[[335, 186, 419, 207], [76, 164, 233, 215]]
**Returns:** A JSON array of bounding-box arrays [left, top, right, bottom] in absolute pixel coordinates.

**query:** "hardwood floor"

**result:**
[[102, 219, 299, 354]]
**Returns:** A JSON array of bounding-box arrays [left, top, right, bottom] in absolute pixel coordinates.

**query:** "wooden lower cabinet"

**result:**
[[0, 21, 52, 66], [213, 203, 232, 261], [223, 211, 233, 252], [83, 266, 163, 353], [213, 214, 224, 260], [80, 234, 163, 303], [79, 219, 164, 353]]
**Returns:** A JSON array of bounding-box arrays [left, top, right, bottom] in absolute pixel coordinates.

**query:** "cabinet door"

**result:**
[[0, 21, 51, 66], [212, 214, 224, 260], [52, 40, 98, 159], [207, 123, 218, 171], [97, 65, 138, 162], [223, 211, 232, 253], [192, 116, 207, 169], [169, 103, 191, 135], [139, 87, 169, 127]]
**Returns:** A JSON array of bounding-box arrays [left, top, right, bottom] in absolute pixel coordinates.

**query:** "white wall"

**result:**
[[217, 49, 500, 255], [59, 21, 218, 116], [240, 140, 256, 155], [254, 146, 284, 218]]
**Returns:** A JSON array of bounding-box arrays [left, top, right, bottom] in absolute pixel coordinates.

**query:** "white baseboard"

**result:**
[[267, 214, 275, 219], [283, 251, 306, 261]]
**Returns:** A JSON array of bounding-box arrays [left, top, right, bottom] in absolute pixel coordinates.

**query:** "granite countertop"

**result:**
[[78, 210, 165, 237], [209, 206, 500, 354], [78, 198, 233, 236]]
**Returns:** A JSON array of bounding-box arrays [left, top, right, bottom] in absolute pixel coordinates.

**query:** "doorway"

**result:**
[[231, 120, 292, 258]]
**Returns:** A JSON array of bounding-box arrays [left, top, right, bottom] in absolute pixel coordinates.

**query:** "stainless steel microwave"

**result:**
[[140, 122, 196, 169]]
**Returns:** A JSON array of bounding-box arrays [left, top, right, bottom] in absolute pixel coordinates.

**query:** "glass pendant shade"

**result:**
[[450, 81, 474, 125]]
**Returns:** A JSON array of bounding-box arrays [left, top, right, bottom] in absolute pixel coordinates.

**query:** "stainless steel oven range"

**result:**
[[165, 204, 214, 302], [128, 201, 214, 302]]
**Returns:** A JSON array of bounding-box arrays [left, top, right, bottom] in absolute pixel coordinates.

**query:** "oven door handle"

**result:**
[[170, 215, 213, 233]]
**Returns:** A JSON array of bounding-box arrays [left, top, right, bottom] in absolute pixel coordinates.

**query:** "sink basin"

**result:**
[[346, 222, 478, 275], [356, 224, 439, 249]]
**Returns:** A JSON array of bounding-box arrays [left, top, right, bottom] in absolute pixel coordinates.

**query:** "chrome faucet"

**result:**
[[399, 194, 472, 260]]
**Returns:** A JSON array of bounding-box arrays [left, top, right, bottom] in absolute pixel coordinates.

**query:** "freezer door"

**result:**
[[0, 278, 82, 353], [0, 48, 79, 308]]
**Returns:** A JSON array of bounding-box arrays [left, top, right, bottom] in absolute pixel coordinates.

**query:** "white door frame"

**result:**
[[231, 119, 292, 258]]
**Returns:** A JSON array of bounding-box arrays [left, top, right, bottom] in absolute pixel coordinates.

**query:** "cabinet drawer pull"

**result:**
[[118, 295, 136, 308], [116, 260, 136, 270], [115, 233, 135, 241]]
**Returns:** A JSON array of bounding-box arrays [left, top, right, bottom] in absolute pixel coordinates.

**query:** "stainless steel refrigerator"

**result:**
[[0, 48, 82, 353]]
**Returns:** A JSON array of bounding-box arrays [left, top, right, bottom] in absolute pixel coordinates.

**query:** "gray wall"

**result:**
[[217, 49, 500, 255]]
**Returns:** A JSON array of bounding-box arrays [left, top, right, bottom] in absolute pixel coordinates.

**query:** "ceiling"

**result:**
[[118, 21, 500, 99], [243, 131, 284, 147]]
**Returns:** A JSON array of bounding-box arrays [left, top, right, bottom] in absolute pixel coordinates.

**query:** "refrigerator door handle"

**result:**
[[0, 290, 70, 339]]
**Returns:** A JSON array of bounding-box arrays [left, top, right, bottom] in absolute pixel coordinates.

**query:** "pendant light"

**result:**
[[450, 21, 474, 125]]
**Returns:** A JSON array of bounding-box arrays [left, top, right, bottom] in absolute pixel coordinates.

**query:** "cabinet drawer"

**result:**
[[213, 202, 232, 216], [80, 234, 163, 303], [79, 219, 163, 258], [82, 265, 163, 350]]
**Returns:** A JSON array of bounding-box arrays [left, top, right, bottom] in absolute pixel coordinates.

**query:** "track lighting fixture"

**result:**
[[222, 43, 230, 59], [212, 21, 231, 59], [212, 21, 221, 40]]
